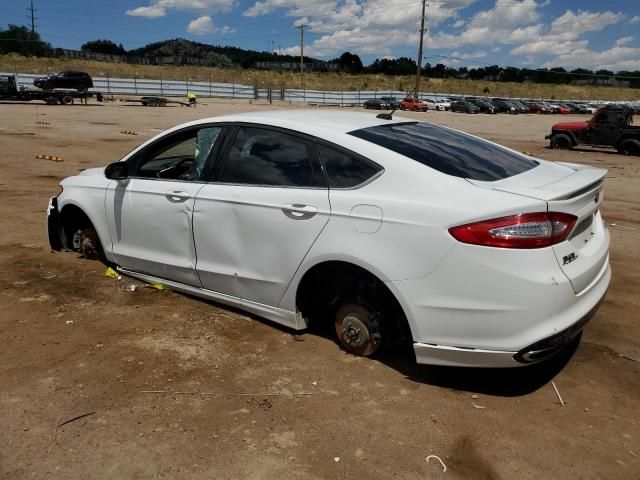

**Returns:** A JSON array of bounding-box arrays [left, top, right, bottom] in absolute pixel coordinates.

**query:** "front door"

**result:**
[[193, 126, 330, 306], [105, 125, 225, 286]]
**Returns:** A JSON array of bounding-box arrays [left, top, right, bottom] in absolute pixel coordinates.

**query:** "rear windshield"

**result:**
[[348, 122, 538, 181]]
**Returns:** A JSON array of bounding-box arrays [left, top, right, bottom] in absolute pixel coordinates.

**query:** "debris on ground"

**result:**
[[35, 154, 63, 162], [56, 411, 96, 428], [104, 267, 119, 279], [472, 404, 486, 409], [619, 353, 640, 364], [609, 223, 637, 230], [426, 454, 447, 472], [125, 284, 138, 293], [292, 334, 305, 342], [144, 282, 168, 290], [552, 381, 566, 406], [333, 457, 340, 463], [65, 320, 74, 325]]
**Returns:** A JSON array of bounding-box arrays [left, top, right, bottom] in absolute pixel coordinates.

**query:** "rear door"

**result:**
[[193, 125, 330, 305]]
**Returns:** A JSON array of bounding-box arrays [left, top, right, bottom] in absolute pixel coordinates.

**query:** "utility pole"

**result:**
[[26, 1, 37, 35], [414, 0, 427, 99], [297, 24, 306, 90], [26, 0, 38, 55]]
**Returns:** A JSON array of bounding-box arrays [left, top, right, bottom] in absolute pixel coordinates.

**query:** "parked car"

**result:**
[[510, 100, 531, 114], [421, 98, 439, 110], [564, 103, 591, 114], [379, 96, 401, 109], [466, 98, 496, 114], [546, 103, 640, 155], [434, 99, 451, 111], [524, 102, 551, 114], [33, 71, 94, 91], [491, 99, 518, 114], [450, 100, 481, 113], [47, 110, 610, 367], [400, 96, 429, 112], [363, 98, 391, 110]]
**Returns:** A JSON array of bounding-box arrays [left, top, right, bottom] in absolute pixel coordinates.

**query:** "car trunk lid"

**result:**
[[469, 161, 608, 293]]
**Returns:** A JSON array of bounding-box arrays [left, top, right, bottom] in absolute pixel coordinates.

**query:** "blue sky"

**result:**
[[3, 0, 640, 70]]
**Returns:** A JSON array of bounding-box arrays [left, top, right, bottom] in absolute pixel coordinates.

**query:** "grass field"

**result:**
[[2, 53, 639, 101]]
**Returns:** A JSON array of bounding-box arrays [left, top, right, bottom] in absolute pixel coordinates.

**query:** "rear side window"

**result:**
[[318, 144, 382, 188], [348, 122, 538, 181], [221, 127, 323, 187]]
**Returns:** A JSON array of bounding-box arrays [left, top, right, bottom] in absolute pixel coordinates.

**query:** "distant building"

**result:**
[[55, 48, 126, 63], [254, 61, 339, 72], [573, 77, 631, 88]]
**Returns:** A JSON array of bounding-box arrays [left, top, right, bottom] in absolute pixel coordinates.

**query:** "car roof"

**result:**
[[182, 110, 413, 137]]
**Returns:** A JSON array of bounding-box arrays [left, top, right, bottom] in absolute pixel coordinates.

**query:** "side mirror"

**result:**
[[105, 162, 129, 180]]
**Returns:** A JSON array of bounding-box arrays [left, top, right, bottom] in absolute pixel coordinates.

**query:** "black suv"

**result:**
[[34, 71, 93, 91]]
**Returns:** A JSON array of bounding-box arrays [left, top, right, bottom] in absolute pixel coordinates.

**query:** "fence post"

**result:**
[[209, 75, 212, 98], [160, 75, 164, 96], [106, 74, 110, 94], [134, 73, 138, 95], [268, 81, 272, 104]]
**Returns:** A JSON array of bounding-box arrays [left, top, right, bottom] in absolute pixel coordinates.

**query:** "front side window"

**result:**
[[134, 126, 222, 181], [318, 144, 382, 188], [348, 122, 539, 182], [221, 127, 323, 187]]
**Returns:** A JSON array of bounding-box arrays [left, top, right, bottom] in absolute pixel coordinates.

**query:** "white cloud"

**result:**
[[255, 0, 477, 58], [615, 36, 634, 47], [630, 16, 640, 25], [127, 0, 235, 18], [452, 19, 465, 28], [126, 5, 166, 17], [187, 15, 234, 34], [428, 0, 544, 49], [546, 46, 640, 71], [450, 50, 487, 60]]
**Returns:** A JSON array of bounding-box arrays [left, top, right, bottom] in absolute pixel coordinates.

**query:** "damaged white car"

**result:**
[[48, 110, 610, 367]]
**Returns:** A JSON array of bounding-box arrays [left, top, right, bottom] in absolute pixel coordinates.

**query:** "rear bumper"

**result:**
[[47, 196, 63, 251], [413, 294, 604, 367], [392, 241, 611, 368]]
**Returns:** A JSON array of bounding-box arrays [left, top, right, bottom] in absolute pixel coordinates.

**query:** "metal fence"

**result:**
[[6, 72, 255, 99], [4, 72, 628, 105]]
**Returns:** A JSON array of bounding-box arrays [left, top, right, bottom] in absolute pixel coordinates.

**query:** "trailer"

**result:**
[[120, 96, 192, 107], [0, 75, 103, 105]]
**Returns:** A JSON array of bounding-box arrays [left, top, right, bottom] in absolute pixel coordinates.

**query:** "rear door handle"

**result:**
[[281, 204, 318, 218], [166, 190, 189, 201]]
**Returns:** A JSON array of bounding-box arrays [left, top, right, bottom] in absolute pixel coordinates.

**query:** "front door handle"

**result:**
[[281, 204, 318, 218], [165, 190, 189, 201]]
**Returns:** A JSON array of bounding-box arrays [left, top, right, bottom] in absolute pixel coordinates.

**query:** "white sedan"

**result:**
[[48, 110, 610, 367]]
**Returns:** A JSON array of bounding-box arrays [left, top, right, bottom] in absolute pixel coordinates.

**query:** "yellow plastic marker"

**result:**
[[104, 267, 119, 279]]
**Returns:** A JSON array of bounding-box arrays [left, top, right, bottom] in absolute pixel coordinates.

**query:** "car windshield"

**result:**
[[348, 122, 539, 181]]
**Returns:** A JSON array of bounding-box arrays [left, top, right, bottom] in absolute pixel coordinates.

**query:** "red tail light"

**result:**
[[449, 212, 577, 249]]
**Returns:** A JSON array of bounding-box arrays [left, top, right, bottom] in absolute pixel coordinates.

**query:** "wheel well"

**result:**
[[296, 261, 411, 345], [59, 204, 95, 250]]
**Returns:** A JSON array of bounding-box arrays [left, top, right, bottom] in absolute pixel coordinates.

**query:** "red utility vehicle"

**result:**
[[400, 96, 429, 112], [546, 104, 640, 155]]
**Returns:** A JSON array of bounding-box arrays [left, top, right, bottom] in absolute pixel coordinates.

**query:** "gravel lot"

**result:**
[[0, 99, 638, 479]]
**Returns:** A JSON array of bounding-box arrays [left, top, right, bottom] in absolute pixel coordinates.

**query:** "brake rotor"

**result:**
[[335, 304, 381, 357]]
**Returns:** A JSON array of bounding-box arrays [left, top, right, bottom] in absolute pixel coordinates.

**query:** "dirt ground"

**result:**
[[0, 99, 638, 480]]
